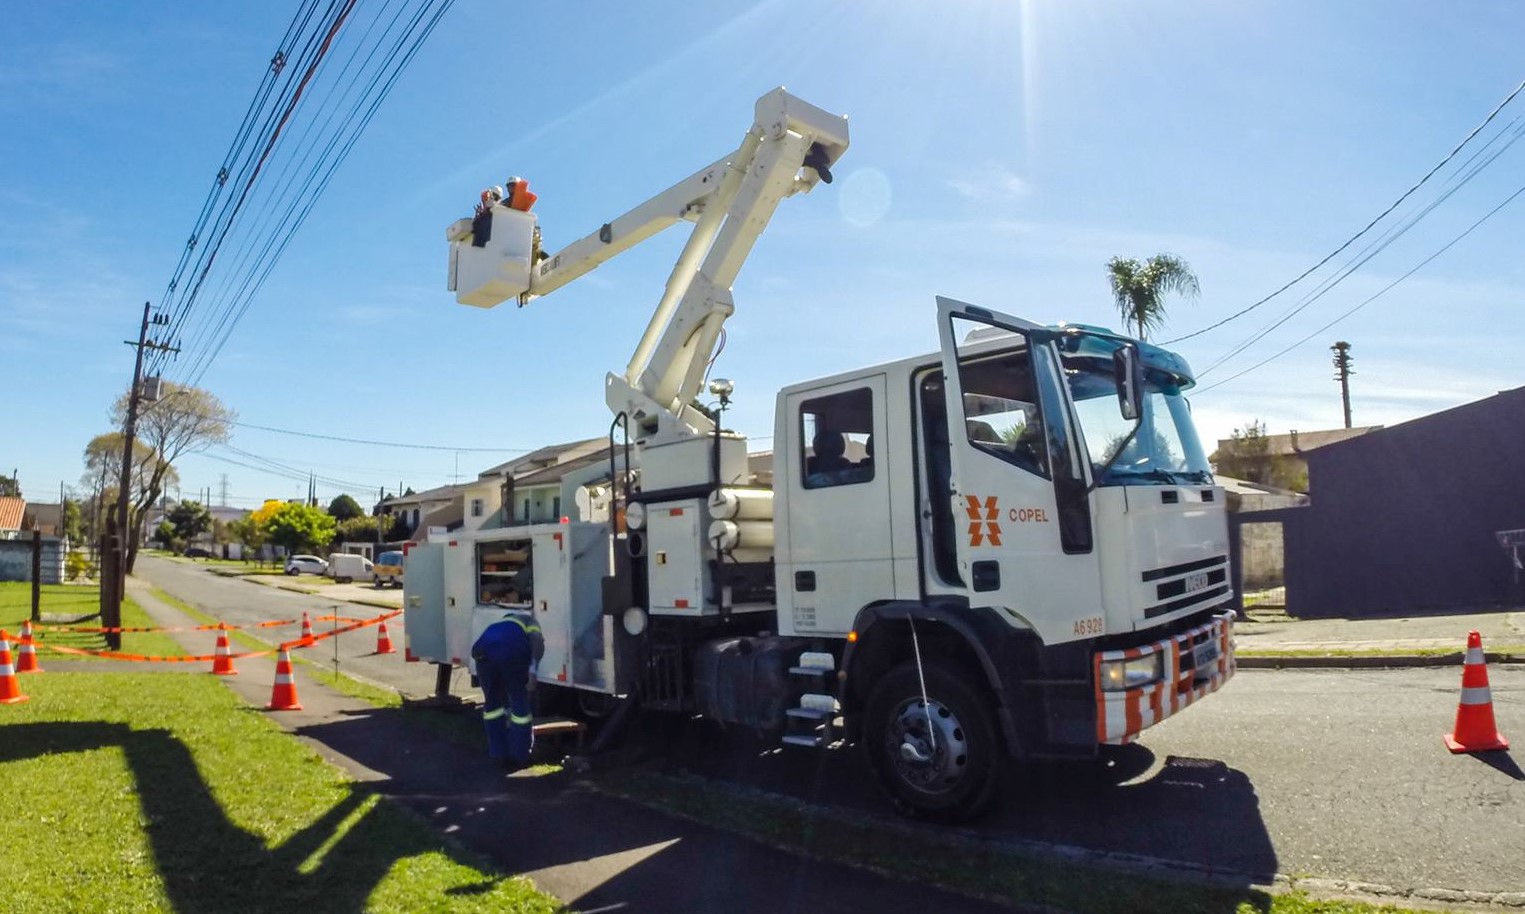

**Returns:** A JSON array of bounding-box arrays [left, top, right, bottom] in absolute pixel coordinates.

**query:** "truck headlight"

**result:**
[[1099, 653, 1163, 692]]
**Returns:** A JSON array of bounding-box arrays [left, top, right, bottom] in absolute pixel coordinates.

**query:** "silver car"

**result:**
[[284, 554, 328, 576]]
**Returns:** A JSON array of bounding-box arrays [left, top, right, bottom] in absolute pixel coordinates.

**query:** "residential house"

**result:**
[[0, 496, 26, 538], [1212, 425, 1380, 492], [0, 497, 66, 583]]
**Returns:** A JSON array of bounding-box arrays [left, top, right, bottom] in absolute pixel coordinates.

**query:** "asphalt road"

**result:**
[[139, 555, 1524, 895], [135, 555, 449, 699]]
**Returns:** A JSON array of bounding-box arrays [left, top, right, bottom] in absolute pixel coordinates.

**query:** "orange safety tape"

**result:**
[[281, 610, 401, 651], [40, 643, 277, 663], [35, 618, 302, 635]]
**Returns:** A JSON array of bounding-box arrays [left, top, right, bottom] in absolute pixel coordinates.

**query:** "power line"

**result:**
[[1194, 177, 1525, 395], [230, 419, 529, 453], [146, 0, 458, 387], [1196, 114, 1525, 378], [1165, 73, 1525, 347]]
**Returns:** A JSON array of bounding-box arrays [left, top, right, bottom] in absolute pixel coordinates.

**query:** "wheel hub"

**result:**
[[887, 698, 968, 791]]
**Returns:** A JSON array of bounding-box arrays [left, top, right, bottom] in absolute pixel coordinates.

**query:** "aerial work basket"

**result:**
[[446, 178, 538, 307]]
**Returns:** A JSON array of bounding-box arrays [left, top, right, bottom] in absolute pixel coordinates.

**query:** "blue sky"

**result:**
[[5, 0, 1525, 509]]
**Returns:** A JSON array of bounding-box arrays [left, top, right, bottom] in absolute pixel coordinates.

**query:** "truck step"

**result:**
[[786, 706, 834, 721], [789, 665, 832, 677], [797, 651, 835, 671], [798, 692, 837, 712], [781, 734, 824, 748]]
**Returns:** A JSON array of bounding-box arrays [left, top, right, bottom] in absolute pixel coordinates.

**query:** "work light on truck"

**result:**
[[1099, 653, 1163, 692], [625, 501, 646, 531]]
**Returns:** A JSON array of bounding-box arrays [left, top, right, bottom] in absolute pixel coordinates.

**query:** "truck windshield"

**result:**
[[1060, 343, 1213, 487]]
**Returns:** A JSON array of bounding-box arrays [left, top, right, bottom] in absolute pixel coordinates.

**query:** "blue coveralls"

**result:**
[[471, 611, 544, 766]]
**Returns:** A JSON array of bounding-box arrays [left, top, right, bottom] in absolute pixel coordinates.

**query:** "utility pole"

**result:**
[[105, 302, 178, 648], [1331, 340, 1354, 430]]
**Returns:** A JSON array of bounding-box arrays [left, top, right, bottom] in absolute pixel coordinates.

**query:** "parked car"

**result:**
[[325, 552, 375, 584], [285, 555, 328, 576], [183, 546, 214, 559], [373, 551, 405, 588]]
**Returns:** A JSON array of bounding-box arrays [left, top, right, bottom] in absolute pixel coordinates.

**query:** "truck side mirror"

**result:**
[[1114, 345, 1143, 421]]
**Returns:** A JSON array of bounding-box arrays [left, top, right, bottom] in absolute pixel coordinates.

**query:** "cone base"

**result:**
[[0, 694, 29, 704], [18, 668, 42, 675], [1444, 732, 1509, 753], [373, 647, 396, 655], [266, 701, 303, 711], [213, 670, 239, 676]]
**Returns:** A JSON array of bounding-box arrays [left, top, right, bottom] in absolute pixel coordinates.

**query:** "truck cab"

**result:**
[[771, 298, 1233, 817]]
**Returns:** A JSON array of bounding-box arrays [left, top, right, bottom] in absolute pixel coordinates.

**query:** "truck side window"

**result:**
[[799, 388, 875, 489]]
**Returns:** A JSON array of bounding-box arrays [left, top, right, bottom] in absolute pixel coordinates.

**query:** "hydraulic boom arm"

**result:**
[[447, 89, 849, 440]]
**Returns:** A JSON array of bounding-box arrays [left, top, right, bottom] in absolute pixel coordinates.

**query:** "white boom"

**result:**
[[447, 88, 849, 444]]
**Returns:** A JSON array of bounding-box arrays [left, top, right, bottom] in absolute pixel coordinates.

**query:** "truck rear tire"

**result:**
[[864, 659, 1000, 822]]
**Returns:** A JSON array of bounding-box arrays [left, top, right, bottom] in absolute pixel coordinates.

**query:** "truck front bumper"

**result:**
[[1093, 610, 1235, 745]]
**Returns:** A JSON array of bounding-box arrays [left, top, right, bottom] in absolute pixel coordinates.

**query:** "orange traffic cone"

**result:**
[[265, 646, 303, 711], [1444, 630, 1509, 753], [373, 619, 396, 655], [299, 612, 314, 645], [15, 620, 41, 674], [211, 626, 237, 676], [0, 630, 29, 704]]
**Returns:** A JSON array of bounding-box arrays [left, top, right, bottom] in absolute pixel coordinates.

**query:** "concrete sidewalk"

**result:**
[[1234, 604, 1525, 666], [114, 578, 1015, 914]]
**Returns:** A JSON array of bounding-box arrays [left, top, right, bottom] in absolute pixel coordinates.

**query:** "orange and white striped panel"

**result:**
[[1095, 611, 1235, 745]]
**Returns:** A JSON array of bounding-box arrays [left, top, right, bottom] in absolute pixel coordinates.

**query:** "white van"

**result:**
[[326, 552, 375, 584]]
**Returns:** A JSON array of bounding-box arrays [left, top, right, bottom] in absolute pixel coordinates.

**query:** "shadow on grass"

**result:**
[[0, 721, 493, 914]]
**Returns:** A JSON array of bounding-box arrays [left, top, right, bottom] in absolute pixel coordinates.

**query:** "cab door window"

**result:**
[[952, 331, 1049, 478]]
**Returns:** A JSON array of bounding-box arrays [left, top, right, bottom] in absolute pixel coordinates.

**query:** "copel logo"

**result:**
[[965, 495, 1002, 546]]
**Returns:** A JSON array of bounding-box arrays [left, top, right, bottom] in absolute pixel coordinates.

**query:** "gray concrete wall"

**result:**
[[0, 536, 67, 584]]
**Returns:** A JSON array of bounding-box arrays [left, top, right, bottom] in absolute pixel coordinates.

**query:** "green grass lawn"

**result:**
[[1, 672, 561, 914], [0, 582, 185, 660]]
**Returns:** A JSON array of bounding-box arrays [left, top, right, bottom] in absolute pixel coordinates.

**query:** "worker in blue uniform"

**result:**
[[471, 606, 544, 770]]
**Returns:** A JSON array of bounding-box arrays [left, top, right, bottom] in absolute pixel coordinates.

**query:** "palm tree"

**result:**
[[1106, 254, 1200, 341]]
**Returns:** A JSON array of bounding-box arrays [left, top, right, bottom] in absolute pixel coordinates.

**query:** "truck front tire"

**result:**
[[863, 659, 1001, 822]]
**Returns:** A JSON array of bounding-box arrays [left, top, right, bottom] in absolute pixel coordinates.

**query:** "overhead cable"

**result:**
[[1165, 73, 1525, 347]]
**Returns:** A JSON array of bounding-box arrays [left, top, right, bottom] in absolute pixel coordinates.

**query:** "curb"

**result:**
[[1236, 652, 1525, 669]]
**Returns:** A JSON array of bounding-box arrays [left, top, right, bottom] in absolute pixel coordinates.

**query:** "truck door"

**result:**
[[401, 542, 446, 663], [780, 374, 893, 635], [934, 297, 1103, 646]]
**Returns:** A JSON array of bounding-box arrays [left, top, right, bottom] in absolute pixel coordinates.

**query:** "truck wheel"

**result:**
[[864, 659, 1000, 822]]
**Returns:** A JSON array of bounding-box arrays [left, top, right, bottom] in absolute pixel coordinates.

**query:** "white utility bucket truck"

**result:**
[[410, 88, 1235, 820]]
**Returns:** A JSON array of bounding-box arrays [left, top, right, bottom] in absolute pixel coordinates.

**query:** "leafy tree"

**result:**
[[0, 472, 18, 497], [107, 383, 234, 572], [154, 520, 179, 550], [1211, 421, 1307, 492], [82, 433, 179, 546], [1106, 253, 1200, 340], [333, 514, 395, 546], [61, 500, 84, 545], [167, 501, 213, 544], [327, 494, 364, 521], [227, 515, 267, 556], [1213, 421, 1271, 483], [65, 551, 91, 582], [263, 502, 337, 556]]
